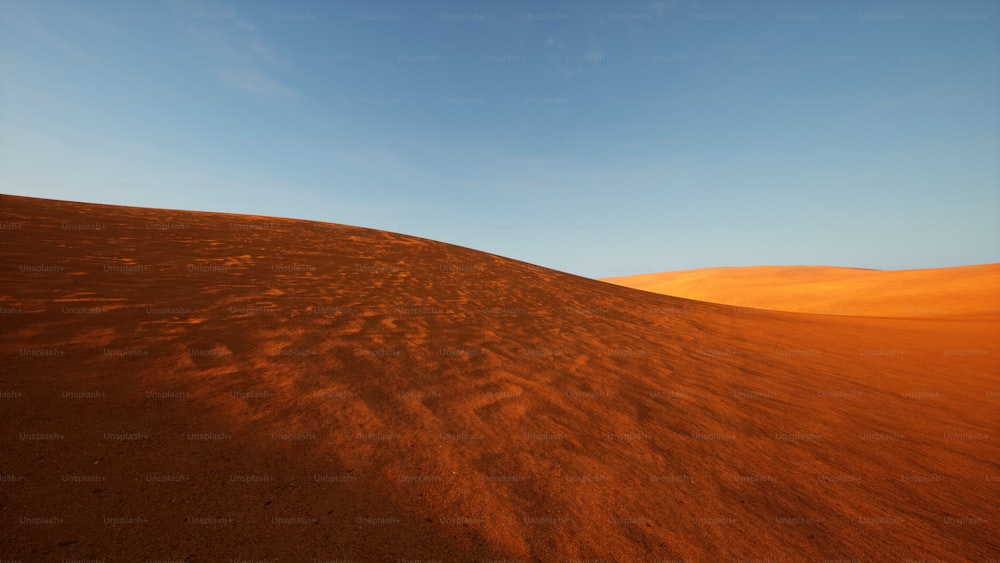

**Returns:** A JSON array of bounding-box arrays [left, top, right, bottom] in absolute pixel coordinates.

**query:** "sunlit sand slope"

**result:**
[[603, 265, 1000, 317]]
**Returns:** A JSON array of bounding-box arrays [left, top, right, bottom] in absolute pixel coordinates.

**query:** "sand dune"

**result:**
[[602, 265, 1000, 317], [1, 194, 998, 561]]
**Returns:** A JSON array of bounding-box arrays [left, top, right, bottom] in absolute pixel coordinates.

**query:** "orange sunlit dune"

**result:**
[[602, 264, 1000, 317], [1, 195, 998, 561]]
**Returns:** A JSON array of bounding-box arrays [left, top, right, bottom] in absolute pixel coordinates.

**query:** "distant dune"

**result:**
[[1, 195, 997, 561], [602, 264, 1000, 317]]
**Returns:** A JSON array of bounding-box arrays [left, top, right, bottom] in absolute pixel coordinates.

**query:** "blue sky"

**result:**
[[1, 0, 998, 277]]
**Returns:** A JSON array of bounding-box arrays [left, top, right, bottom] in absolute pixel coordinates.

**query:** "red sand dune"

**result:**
[[602, 265, 1000, 317], [1, 194, 998, 561]]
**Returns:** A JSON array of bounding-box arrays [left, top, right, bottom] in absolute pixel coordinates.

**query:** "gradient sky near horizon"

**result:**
[[1, 0, 998, 277]]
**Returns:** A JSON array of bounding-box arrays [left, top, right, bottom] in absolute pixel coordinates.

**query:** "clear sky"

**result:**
[[2, 0, 998, 277]]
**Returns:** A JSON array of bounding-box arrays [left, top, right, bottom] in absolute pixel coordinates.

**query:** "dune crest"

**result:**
[[2, 195, 998, 560]]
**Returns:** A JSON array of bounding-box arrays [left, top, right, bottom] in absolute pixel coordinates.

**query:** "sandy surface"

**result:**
[[2, 194, 998, 561], [602, 265, 1000, 317]]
